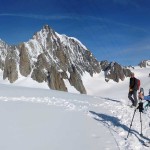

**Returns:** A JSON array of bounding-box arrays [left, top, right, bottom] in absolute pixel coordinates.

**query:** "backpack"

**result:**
[[135, 78, 140, 90]]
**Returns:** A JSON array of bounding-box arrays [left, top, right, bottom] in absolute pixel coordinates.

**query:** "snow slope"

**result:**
[[0, 66, 150, 150]]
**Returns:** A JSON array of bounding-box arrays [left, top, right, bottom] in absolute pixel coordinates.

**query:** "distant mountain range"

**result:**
[[0, 25, 149, 93]]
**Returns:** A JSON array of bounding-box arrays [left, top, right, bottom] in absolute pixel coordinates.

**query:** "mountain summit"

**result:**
[[0, 25, 101, 93]]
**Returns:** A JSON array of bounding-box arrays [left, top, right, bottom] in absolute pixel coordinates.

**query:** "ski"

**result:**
[[143, 142, 150, 147]]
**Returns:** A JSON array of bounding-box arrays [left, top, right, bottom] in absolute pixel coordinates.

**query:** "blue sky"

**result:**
[[0, 0, 150, 66]]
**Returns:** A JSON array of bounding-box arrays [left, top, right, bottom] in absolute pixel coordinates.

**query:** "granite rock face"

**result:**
[[138, 60, 150, 68], [3, 46, 19, 83], [100, 61, 132, 82], [0, 39, 8, 71], [19, 43, 32, 77]]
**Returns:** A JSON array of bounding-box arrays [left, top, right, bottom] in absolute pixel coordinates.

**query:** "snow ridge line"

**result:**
[[0, 96, 90, 112]]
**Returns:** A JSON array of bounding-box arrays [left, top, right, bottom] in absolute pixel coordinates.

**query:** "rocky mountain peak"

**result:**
[[139, 60, 150, 68], [43, 24, 50, 30], [40, 24, 55, 36], [0, 25, 132, 93], [100, 60, 131, 82], [0, 25, 102, 93]]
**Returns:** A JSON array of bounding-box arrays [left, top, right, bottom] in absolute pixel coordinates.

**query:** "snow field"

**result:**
[[0, 66, 149, 149]]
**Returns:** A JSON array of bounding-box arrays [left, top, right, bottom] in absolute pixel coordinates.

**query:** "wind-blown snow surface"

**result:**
[[0, 66, 150, 150]]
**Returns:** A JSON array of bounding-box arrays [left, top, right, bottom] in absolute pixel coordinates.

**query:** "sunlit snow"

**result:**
[[0, 66, 150, 150]]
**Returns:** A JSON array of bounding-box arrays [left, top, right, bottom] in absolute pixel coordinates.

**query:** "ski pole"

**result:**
[[127, 108, 137, 138], [140, 112, 143, 136]]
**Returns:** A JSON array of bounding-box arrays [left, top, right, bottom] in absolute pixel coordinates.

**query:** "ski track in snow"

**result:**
[[0, 95, 150, 150], [88, 98, 150, 150], [0, 96, 90, 112]]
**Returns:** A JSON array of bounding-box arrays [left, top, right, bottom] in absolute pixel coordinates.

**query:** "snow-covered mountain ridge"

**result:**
[[0, 25, 102, 94], [0, 25, 148, 94], [139, 60, 150, 68]]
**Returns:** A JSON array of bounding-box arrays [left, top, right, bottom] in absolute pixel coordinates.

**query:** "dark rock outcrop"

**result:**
[[3, 46, 18, 83], [69, 65, 86, 94], [100, 60, 132, 82], [19, 43, 32, 77], [0, 39, 9, 70], [47, 66, 67, 91], [139, 60, 150, 68]]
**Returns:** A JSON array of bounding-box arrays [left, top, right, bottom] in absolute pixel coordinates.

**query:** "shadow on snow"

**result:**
[[89, 111, 150, 144], [101, 97, 121, 103]]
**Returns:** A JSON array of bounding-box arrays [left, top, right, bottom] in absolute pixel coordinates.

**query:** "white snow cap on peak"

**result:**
[[146, 60, 150, 67], [55, 32, 88, 50]]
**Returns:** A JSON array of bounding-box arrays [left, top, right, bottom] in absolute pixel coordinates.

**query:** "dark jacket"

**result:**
[[129, 77, 138, 91]]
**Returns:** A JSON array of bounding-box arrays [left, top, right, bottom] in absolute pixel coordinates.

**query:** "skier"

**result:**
[[138, 89, 150, 100], [128, 73, 138, 107], [138, 88, 150, 112]]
